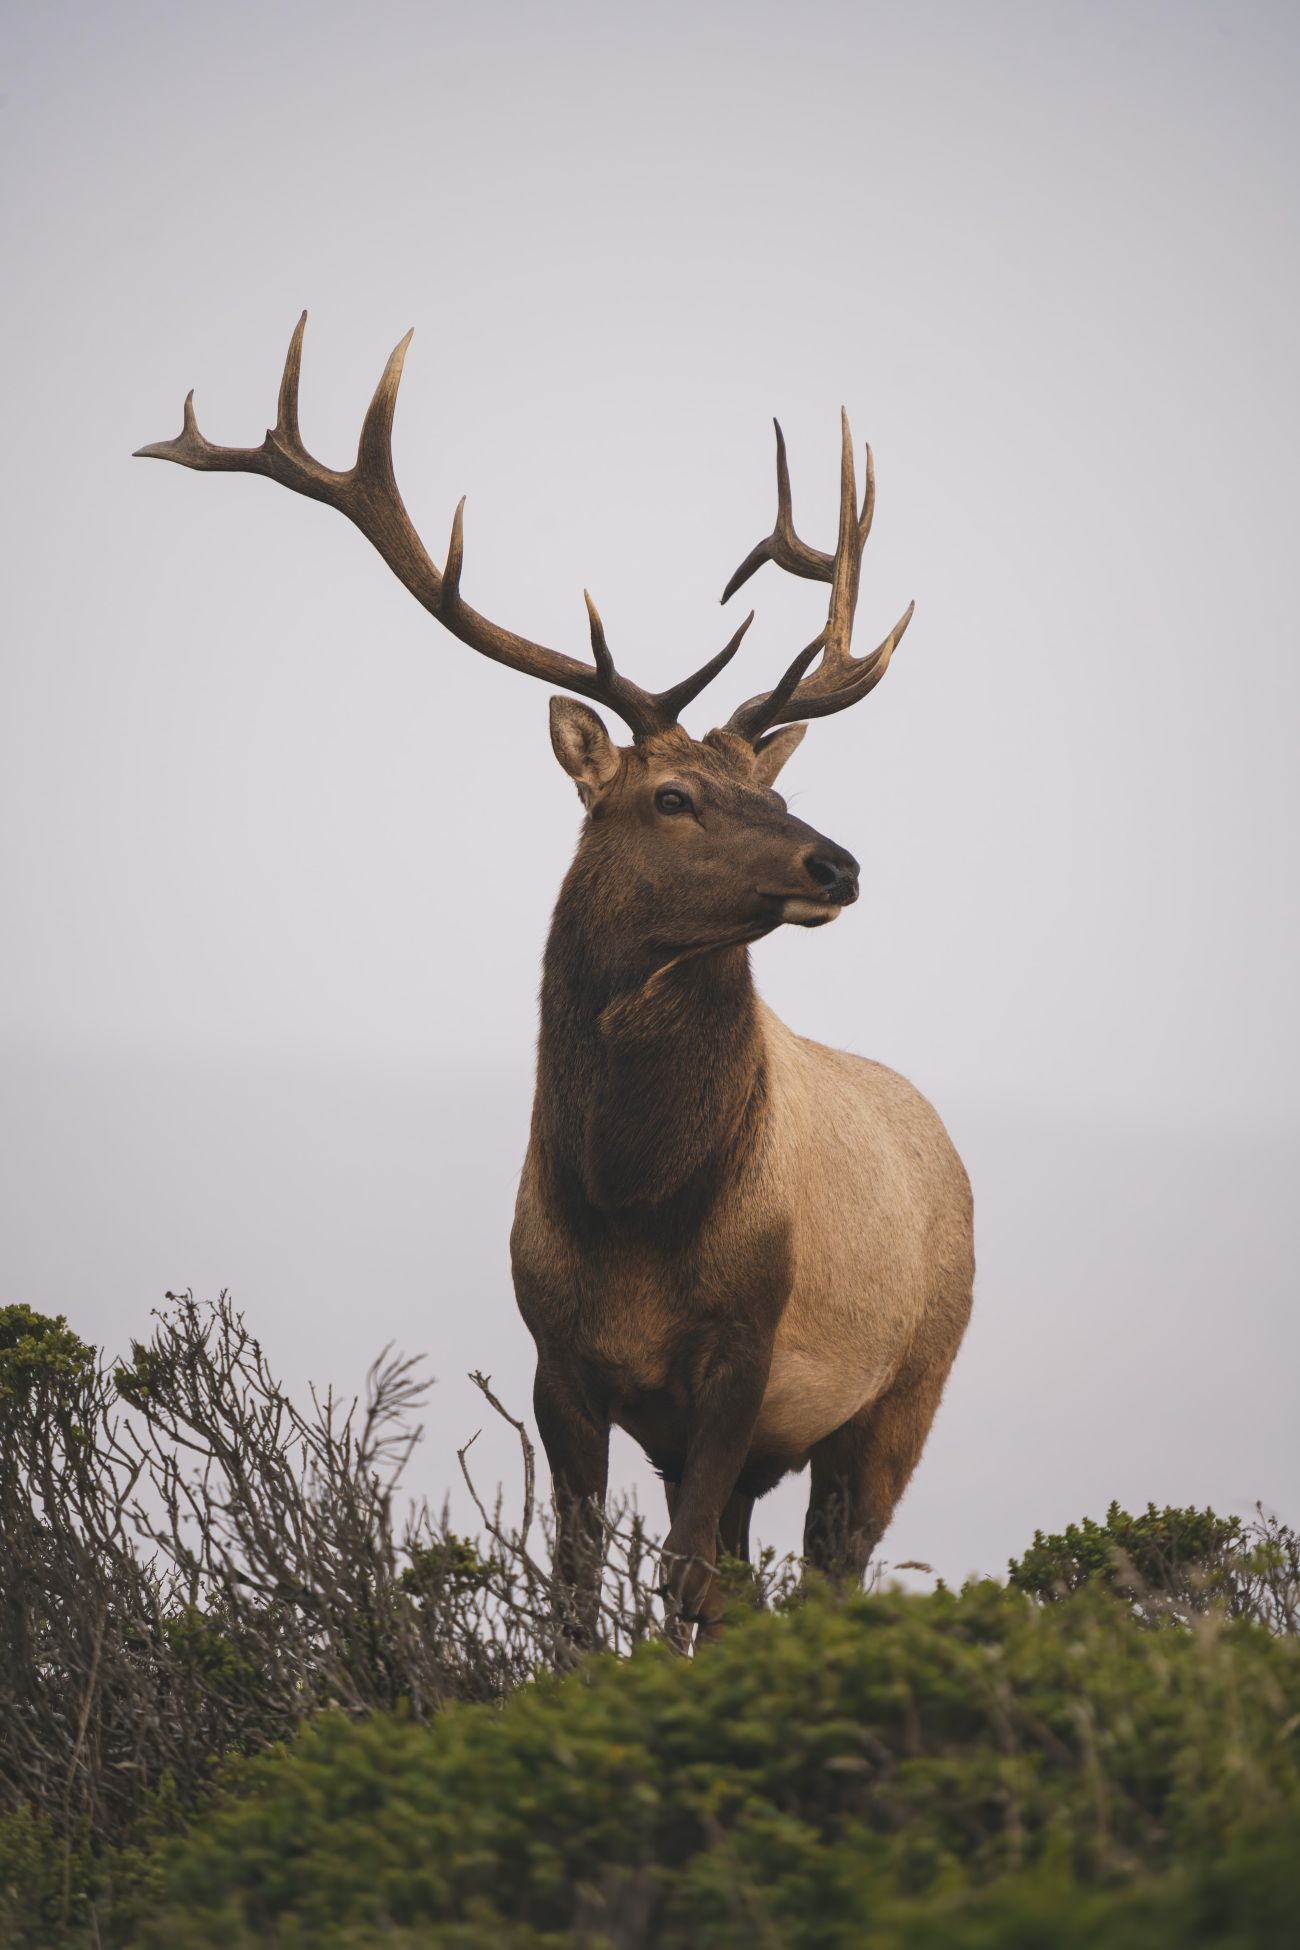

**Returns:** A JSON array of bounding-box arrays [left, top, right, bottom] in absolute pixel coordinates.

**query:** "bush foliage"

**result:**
[[1009, 1499, 1299, 1633], [2, 1296, 1297, 1948], [125, 1583, 1300, 1948]]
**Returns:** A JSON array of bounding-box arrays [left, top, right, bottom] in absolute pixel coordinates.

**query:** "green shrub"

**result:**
[[1009, 1499, 1300, 1635], [0, 1304, 97, 1401], [120, 1580, 1300, 1948], [0, 1806, 93, 1950]]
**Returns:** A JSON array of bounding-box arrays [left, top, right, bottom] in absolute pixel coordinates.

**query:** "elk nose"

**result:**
[[803, 846, 860, 905]]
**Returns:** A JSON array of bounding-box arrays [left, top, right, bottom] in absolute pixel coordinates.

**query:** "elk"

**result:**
[[136, 316, 974, 1636]]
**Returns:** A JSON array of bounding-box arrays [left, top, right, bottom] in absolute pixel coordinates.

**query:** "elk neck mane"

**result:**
[[536, 847, 769, 1220]]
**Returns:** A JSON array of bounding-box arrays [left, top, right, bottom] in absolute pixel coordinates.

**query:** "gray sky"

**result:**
[[3, 1, 1298, 1579]]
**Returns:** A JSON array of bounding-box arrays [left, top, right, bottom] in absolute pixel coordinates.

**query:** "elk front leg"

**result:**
[[662, 1327, 773, 1633], [533, 1356, 610, 1644]]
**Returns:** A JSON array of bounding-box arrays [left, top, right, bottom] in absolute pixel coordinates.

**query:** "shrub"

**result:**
[[121, 1580, 1300, 1947], [1009, 1499, 1299, 1632], [3, 1294, 1297, 1948]]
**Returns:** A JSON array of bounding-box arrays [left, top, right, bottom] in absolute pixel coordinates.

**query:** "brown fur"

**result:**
[[512, 716, 974, 1630]]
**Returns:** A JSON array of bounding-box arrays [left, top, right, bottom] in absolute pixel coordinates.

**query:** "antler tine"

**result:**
[[136, 315, 756, 741], [718, 411, 913, 744], [355, 326, 414, 489], [858, 437, 876, 546], [727, 633, 827, 743], [583, 590, 618, 690], [719, 420, 834, 604], [275, 311, 307, 448], [656, 610, 754, 724], [821, 407, 871, 679], [584, 591, 759, 733], [134, 312, 363, 505], [805, 601, 914, 716], [443, 497, 467, 603]]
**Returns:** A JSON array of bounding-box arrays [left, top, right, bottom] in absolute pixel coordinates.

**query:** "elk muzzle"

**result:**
[[772, 839, 860, 928]]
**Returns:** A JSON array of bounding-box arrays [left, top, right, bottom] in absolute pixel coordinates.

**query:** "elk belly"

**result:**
[[753, 1341, 890, 1455]]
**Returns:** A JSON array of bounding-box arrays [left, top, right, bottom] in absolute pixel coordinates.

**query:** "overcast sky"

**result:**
[[3, 0, 1298, 1580]]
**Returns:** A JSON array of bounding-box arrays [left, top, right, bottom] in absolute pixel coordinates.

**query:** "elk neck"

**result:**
[[536, 851, 769, 1215]]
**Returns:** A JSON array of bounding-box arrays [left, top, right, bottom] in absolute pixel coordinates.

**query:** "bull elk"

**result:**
[[136, 316, 974, 1636]]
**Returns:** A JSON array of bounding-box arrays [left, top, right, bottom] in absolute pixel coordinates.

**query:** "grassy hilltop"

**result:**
[[2, 1299, 1297, 1948]]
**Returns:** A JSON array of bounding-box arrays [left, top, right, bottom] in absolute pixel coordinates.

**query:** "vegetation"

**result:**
[[1008, 1499, 1299, 1632], [2, 1296, 1297, 1947]]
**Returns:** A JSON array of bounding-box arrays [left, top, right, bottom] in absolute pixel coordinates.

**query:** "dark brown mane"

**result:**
[[539, 896, 763, 1216]]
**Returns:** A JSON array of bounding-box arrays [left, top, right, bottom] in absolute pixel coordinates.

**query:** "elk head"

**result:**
[[135, 316, 913, 955]]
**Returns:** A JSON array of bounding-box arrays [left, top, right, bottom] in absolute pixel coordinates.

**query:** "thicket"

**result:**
[[2, 1295, 1297, 1948]]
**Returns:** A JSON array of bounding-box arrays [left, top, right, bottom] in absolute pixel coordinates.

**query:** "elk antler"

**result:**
[[719, 414, 914, 744], [135, 314, 752, 742]]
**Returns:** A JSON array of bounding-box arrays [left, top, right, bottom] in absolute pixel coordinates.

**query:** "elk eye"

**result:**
[[655, 786, 692, 815]]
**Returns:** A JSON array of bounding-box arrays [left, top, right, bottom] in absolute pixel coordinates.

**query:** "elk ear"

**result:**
[[549, 696, 620, 805], [751, 723, 807, 788]]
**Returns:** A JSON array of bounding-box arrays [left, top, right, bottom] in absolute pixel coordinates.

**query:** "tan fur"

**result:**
[[753, 1009, 972, 1456]]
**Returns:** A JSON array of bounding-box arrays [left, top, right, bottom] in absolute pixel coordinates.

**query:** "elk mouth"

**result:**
[[761, 894, 844, 929]]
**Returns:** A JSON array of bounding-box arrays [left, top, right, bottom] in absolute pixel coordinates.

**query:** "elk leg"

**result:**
[[662, 1336, 772, 1631], [533, 1357, 610, 1642], [804, 1360, 952, 1584], [658, 1480, 694, 1653], [660, 1482, 755, 1646], [718, 1490, 754, 1564], [701, 1490, 758, 1646], [664, 1482, 753, 1563]]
